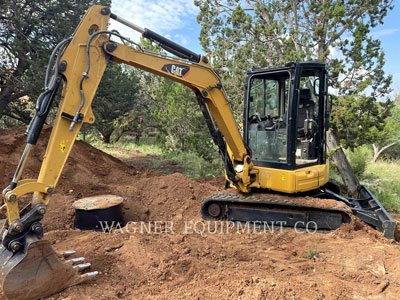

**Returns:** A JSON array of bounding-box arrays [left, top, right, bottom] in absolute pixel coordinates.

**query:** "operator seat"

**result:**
[[297, 89, 314, 131]]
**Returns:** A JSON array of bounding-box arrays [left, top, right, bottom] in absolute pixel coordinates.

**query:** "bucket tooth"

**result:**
[[73, 262, 91, 271], [65, 257, 85, 265], [61, 250, 76, 258], [78, 271, 99, 284]]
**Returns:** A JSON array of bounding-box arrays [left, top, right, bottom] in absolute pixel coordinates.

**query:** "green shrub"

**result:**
[[328, 161, 344, 184], [345, 146, 372, 178], [381, 143, 400, 160]]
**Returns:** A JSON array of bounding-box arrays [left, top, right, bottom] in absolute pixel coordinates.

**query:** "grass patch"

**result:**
[[304, 248, 318, 260], [362, 160, 400, 212], [364, 160, 400, 179], [97, 148, 131, 158], [329, 155, 400, 213], [163, 151, 223, 178], [88, 135, 223, 178], [90, 136, 163, 156]]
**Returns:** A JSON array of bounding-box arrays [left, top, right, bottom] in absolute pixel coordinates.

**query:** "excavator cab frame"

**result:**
[[244, 61, 328, 171]]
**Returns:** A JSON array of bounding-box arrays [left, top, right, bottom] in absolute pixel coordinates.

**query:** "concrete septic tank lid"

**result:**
[[72, 195, 124, 211]]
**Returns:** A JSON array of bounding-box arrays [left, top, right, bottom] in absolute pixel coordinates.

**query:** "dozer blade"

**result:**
[[0, 236, 97, 300], [314, 186, 397, 239]]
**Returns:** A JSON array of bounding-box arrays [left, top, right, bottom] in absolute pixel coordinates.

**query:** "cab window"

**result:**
[[247, 71, 290, 163]]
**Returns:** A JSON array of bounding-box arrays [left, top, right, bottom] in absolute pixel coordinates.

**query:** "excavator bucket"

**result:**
[[0, 236, 97, 300]]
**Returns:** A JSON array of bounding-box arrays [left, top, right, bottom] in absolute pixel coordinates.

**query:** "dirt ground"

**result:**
[[1, 127, 400, 300]]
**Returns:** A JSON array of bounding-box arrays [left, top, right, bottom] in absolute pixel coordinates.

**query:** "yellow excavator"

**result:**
[[0, 5, 396, 300]]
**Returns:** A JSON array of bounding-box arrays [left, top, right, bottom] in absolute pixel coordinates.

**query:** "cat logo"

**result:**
[[161, 64, 190, 78]]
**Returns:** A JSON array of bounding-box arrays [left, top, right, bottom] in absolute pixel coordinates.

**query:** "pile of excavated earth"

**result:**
[[1, 126, 400, 300]]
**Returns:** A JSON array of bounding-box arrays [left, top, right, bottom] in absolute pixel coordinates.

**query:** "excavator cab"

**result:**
[[244, 61, 328, 172]]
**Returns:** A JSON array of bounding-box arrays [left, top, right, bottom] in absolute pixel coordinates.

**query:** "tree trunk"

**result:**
[[372, 143, 397, 163], [0, 58, 29, 118], [326, 129, 360, 197], [135, 131, 142, 143], [100, 132, 112, 144], [0, 99, 10, 119], [104, 134, 111, 144], [113, 130, 126, 143], [0, 88, 14, 118]]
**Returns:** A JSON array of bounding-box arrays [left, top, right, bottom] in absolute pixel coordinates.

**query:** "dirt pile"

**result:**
[[0, 126, 400, 300], [0, 126, 143, 195]]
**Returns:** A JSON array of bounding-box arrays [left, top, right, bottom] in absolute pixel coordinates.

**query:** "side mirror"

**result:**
[[249, 96, 253, 102]]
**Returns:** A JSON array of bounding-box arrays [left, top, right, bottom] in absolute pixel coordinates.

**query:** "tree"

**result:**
[[371, 95, 400, 162], [136, 64, 217, 160], [0, 0, 110, 122], [333, 93, 393, 149], [195, 0, 394, 195], [91, 63, 139, 143], [195, 0, 393, 129], [111, 70, 153, 143], [128, 39, 219, 161]]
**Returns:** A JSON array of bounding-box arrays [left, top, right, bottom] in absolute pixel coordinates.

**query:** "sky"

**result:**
[[110, 0, 400, 96]]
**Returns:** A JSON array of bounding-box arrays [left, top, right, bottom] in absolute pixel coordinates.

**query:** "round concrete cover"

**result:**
[[72, 195, 124, 210]]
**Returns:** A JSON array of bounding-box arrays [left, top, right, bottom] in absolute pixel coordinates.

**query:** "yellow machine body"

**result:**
[[246, 164, 329, 193]]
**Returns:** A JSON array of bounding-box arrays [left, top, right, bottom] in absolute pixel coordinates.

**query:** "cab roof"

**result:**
[[247, 61, 325, 75]]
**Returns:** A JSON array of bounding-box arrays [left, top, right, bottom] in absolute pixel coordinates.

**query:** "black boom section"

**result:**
[[142, 29, 201, 63], [26, 77, 62, 145], [109, 11, 201, 63]]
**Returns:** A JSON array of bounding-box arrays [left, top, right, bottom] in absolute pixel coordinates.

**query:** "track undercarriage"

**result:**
[[201, 185, 397, 239]]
